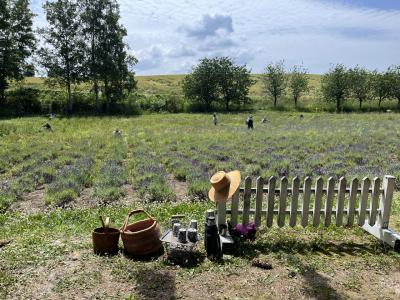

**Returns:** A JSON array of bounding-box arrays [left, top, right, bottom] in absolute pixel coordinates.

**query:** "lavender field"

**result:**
[[2, 112, 400, 211]]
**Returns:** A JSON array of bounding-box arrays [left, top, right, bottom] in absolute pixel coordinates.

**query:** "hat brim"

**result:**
[[208, 170, 241, 203]]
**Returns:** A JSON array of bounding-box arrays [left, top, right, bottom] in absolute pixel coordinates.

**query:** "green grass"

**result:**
[[1, 201, 399, 298]]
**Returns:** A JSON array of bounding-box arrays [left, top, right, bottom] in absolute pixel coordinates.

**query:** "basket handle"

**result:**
[[122, 209, 154, 232]]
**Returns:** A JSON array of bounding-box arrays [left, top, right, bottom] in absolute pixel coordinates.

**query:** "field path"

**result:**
[[166, 173, 188, 201], [10, 187, 46, 214]]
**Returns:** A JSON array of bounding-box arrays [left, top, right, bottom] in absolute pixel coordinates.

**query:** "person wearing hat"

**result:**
[[209, 170, 241, 203]]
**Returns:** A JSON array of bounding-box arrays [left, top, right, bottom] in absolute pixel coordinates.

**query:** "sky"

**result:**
[[30, 0, 400, 75]]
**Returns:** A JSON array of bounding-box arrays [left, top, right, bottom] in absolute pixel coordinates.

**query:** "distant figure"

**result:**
[[42, 123, 52, 131], [213, 113, 218, 126], [113, 128, 122, 137], [49, 113, 56, 119], [386, 110, 392, 113], [261, 117, 268, 124], [300, 114, 304, 119], [246, 115, 254, 130]]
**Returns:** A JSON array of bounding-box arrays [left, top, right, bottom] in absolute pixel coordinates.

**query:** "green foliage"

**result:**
[[321, 64, 350, 112], [38, 0, 85, 114], [0, 0, 36, 101], [289, 64, 309, 107], [348, 66, 373, 109], [183, 57, 254, 111], [387, 65, 400, 107], [371, 70, 392, 108], [84, 0, 138, 113], [262, 61, 287, 108], [3, 86, 41, 115], [137, 94, 185, 113], [45, 189, 78, 206], [37, 0, 137, 115]]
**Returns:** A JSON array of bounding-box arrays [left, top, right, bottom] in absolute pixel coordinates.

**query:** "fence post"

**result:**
[[313, 177, 323, 227], [369, 177, 381, 226], [358, 177, 370, 226], [242, 176, 252, 226], [336, 177, 346, 227], [301, 177, 312, 227], [230, 189, 240, 226], [278, 177, 288, 227], [266, 176, 276, 227], [217, 200, 226, 227], [289, 177, 300, 227], [379, 175, 395, 229], [347, 178, 359, 226], [255, 177, 264, 227], [324, 177, 335, 227]]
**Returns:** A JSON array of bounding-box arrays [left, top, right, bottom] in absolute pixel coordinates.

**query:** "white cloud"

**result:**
[[31, 0, 400, 75]]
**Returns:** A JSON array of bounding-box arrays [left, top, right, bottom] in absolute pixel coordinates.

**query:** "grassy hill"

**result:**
[[22, 74, 323, 99]]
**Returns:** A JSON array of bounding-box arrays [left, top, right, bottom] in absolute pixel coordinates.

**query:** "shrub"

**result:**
[[45, 189, 78, 206], [92, 187, 126, 202], [138, 94, 185, 113], [4, 87, 42, 115], [0, 192, 14, 213]]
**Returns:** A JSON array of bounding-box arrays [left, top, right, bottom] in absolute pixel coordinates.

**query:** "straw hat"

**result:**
[[208, 170, 241, 203]]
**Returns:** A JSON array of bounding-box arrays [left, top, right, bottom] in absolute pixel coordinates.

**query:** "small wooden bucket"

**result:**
[[121, 209, 162, 256], [92, 217, 120, 255]]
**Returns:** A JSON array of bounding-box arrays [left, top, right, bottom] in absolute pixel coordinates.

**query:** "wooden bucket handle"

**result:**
[[100, 216, 110, 232], [122, 209, 154, 232]]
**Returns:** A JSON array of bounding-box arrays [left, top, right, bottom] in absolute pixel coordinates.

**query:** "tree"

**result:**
[[262, 61, 287, 108], [80, 0, 107, 112], [183, 57, 254, 111], [348, 66, 372, 110], [91, 0, 137, 113], [289, 64, 309, 107], [183, 58, 218, 111], [38, 0, 85, 114], [387, 65, 400, 109], [321, 64, 350, 112], [0, 0, 35, 102], [372, 70, 392, 108], [215, 57, 254, 111]]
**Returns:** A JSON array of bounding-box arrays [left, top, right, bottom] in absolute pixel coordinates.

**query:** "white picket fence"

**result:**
[[216, 175, 400, 250]]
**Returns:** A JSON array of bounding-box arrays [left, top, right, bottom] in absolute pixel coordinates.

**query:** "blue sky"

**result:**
[[30, 0, 400, 75]]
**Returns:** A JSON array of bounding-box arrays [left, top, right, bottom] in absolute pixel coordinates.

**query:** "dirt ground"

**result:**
[[10, 175, 187, 215], [10, 184, 141, 214], [5, 244, 400, 300], [5, 185, 400, 299]]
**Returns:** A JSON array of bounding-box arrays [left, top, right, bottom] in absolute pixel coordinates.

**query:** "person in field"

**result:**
[[213, 113, 218, 126], [246, 115, 254, 129], [42, 123, 52, 131], [113, 128, 122, 137]]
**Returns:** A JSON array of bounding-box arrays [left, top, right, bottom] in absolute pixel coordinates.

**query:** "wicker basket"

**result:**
[[120, 209, 162, 256]]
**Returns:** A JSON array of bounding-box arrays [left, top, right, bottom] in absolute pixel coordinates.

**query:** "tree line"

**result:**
[[1, 0, 135, 115], [183, 58, 400, 112]]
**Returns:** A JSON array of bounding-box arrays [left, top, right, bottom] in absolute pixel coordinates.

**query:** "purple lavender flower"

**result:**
[[233, 222, 257, 240], [246, 222, 257, 240]]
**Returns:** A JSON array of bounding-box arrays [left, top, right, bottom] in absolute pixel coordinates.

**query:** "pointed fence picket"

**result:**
[[218, 175, 399, 250]]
